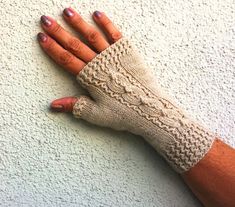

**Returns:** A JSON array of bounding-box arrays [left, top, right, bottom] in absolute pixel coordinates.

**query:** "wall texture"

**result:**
[[0, 0, 234, 206]]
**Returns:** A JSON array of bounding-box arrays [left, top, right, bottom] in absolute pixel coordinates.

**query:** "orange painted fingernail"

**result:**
[[50, 97, 78, 113], [94, 11, 102, 18], [51, 104, 64, 112], [63, 8, 74, 17]]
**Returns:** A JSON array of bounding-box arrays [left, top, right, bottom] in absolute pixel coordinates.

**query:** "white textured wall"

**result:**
[[0, 0, 234, 206]]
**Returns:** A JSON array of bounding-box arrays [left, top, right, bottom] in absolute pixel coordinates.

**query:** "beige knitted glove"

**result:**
[[72, 38, 215, 173]]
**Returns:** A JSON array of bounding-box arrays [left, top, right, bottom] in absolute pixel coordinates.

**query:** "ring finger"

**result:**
[[63, 8, 110, 52]]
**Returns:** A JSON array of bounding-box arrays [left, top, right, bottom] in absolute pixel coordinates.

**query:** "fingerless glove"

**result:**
[[72, 38, 215, 173]]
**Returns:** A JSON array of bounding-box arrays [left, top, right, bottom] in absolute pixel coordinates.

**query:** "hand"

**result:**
[[37, 8, 122, 112], [38, 8, 214, 173]]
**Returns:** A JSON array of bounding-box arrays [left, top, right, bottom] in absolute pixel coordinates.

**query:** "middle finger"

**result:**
[[41, 15, 97, 62]]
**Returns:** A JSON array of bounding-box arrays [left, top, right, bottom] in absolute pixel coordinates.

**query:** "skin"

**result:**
[[37, 8, 235, 206], [183, 139, 235, 207]]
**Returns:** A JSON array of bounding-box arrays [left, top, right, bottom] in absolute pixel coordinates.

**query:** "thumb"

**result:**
[[50, 96, 78, 112], [72, 96, 97, 120], [51, 96, 113, 128], [50, 96, 99, 122], [51, 96, 122, 130]]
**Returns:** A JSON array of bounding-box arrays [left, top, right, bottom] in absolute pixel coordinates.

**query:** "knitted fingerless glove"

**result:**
[[72, 38, 215, 173]]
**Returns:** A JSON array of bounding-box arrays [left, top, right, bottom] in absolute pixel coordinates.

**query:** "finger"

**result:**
[[63, 8, 110, 52], [37, 32, 85, 75], [51, 97, 78, 112], [92, 11, 122, 43], [40, 15, 96, 62]]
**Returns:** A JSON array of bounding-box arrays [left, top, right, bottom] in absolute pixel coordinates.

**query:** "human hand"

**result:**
[[38, 8, 214, 173], [37, 9, 234, 207], [37, 8, 122, 111]]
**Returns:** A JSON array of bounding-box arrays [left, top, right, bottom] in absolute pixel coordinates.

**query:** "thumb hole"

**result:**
[[73, 96, 127, 131], [72, 95, 98, 122], [73, 95, 95, 118]]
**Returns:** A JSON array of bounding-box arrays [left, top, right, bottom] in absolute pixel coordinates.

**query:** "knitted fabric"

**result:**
[[72, 38, 215, 173]]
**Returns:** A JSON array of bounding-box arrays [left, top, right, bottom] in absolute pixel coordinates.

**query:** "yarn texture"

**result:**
[[72, 38, 215, 173]]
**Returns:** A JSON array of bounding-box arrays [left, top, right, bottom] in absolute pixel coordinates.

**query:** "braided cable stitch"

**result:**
[[76, 38, 215, 172]]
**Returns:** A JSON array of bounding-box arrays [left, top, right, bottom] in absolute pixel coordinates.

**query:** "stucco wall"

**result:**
[[0, 0, 234, 206]]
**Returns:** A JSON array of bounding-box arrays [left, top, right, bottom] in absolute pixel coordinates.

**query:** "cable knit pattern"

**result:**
[[73, 38, 215, 173]]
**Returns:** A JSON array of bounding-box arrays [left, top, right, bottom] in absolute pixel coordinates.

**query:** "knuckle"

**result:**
[[102, 19, 112, 27], [50, 24, 62, 33], [66, 38, 82, 54], [44, 39, 55, 51], [58, 51, 74, 66], [87, 30, 100, 43], [110, 31, 122, 42], [72, 15, 83, 26]]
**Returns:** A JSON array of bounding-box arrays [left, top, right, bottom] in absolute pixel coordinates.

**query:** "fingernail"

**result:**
[[94, 11, 102, 18], [41, 15, 52, 27], [37, 32, 47, 42], [63, 8, 74, 17], [51, 104, 64, 112], [51, 97, 77, 113]]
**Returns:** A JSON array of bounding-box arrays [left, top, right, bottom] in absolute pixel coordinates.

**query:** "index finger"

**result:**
[[37, 32, 85, 75]]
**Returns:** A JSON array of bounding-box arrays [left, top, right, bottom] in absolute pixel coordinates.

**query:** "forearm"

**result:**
[[182, 138, 235, 207], [37, 8, 234, 207]]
